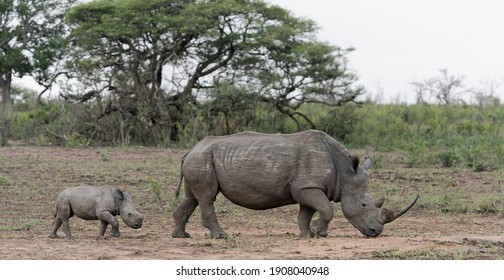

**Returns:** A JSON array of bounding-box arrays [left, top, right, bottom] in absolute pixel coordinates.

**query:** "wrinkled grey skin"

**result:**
[[49, 185, 144, 240], [173, 130, 418, 239]]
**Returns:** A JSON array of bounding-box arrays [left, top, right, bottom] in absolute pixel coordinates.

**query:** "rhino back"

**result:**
[[183, 131, 340, 209], [62, 186, 118, 220]]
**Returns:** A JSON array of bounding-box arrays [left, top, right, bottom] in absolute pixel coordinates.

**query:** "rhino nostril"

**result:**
[[366, 228, 379, 237]]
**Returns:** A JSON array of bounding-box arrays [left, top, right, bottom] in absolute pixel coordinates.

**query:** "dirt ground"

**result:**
[[0, 146, 503, 259]]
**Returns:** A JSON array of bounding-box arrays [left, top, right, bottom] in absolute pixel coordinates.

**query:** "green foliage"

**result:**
[[98, 149, 110, 162], [0, 220, 38, 232], [473, 194, 502, 214], [0, 176, 11, 186], [147, 179, 165, 211], [371, 248, 483, 260], [318, 105, 360, 142], [62, 0, 362, 143], [341, 104, 504, 169], [0, 113, 11, 146], [1, 0, 76, 105], [5, 98, 504, 172]]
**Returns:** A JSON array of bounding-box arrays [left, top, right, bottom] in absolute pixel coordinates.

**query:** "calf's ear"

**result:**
[[115, 189, 124, 200]]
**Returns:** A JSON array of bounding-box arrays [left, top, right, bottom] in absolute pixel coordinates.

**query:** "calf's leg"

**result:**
[[98, 221, 109, 239], [61, 219, 73, 240], [54, 198, 74, 240], [49, 217, 62, 238], [97, 211, 120, 239]]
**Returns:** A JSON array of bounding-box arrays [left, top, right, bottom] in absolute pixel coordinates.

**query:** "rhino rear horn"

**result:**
[[381, 194, 419, 224], [363, 157, 372, 171], [374, 197, 385, 208]]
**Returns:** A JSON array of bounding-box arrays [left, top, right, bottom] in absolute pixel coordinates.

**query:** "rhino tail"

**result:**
[[175, 151, 190, 198]]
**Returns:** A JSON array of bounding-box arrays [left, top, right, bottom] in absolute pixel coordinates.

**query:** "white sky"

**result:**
[[14, 0, 504, 103], [268, 0, 504, 103]]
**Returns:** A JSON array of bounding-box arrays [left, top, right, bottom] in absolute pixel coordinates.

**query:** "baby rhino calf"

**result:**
[[49, 185, 144, 240]]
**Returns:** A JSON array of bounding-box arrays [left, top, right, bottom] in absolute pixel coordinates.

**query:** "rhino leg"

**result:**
[[61, 219, 73, 240], [298, 205, 316, 238], [97, 211, 120, 239], [172, 196, 198, 238], [53, 197, 74, 240], [181, 166, 228, 239], [98, 221, 109, 240], [297, 189, 334, 238], [199, 199, 228, 239], [49, 217, 62, 238]]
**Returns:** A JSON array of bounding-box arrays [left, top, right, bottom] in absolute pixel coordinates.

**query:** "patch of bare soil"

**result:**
[[0, 146, 503, 259], [0, 214, 502, 260]]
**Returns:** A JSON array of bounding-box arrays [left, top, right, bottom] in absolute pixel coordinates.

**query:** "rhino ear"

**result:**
[[350, 156, 360, 172], [115, 189, 124, 201]]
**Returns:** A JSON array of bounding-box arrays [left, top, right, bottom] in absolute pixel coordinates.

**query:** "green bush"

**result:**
[[4, 96, 504, 171]]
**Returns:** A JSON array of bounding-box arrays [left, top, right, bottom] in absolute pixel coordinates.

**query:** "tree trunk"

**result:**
[[0, 72, 12, 113]]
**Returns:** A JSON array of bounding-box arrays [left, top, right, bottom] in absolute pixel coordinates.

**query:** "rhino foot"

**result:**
[[210, 231, 229, 239], [49, 233, 58, 239], [311, 219, 329, 238], [315, 231, 328, 238], [172, 231, 191, 238], [298, 230, 315, 238]]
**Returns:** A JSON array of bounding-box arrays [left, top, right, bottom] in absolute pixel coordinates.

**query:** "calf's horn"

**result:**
[[381, 194, 419, 224]]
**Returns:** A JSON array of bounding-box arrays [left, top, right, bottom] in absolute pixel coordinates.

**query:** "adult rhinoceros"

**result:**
[[172, 130, 418, 239]]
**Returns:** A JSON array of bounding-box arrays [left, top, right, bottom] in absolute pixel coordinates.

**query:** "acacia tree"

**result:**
[[0, 0, 76, 112], [411, 69, 466, 105], [64, 0, 363, 143]]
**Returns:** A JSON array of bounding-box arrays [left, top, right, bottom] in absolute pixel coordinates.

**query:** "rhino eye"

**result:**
[[128, 213, 132, 216], [361, 203, 367, 207]]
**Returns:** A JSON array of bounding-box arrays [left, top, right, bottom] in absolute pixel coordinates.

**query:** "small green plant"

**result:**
[[0, 221, 38, 231], [437, 150, 458, 167], [65, 132, 88, 148], [99, 149, 110, 161], [431, 193, 467, 214], [471, 161, 487, 172], [148, 179, 165, 211], [13, 222, 38, 231], [0, 176, 11, 186], [371, 248, 480, 260], [220, 234, 240, 249], [473, 195, 501, 213]]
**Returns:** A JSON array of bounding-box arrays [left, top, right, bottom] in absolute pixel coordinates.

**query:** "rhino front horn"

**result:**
[[381, 194, 419, 224]]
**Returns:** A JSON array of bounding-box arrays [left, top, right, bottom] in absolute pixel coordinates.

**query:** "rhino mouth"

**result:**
[[363, 227, 382, 237], [127, 222, 142, 229]]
